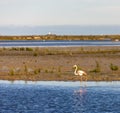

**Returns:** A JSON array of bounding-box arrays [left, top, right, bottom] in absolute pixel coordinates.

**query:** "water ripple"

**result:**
[[0, 81, 120, 113]]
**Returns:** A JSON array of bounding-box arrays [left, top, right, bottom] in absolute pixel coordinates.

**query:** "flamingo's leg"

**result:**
[[84, 76, 87, 87], [80, 76, 82, 82], [85, 76, 87, 82]]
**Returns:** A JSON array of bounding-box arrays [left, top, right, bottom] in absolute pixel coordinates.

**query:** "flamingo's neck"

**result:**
[[74, 66, 78, 75]]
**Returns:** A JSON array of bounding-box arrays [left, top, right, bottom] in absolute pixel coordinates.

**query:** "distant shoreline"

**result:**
[[0, 35, 120, 41]]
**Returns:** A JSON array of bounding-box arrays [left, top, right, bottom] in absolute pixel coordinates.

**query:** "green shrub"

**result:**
[[58, 67, 61, 73], [20, 47, 25, 51], [80, 47, 84, 52], [45, 69, 49, 73], [110, 63, 119, 71], [38, 68, 41, 73], [33, 52, 38, 56], [11, 47, 19, 51], [9, 68, 14, 76], [49, 69, 54, 73], [34, 68, 41, 74], [90, 61, 101, 73], [26, 47, 33, 51], [34, 69, 38, 74]]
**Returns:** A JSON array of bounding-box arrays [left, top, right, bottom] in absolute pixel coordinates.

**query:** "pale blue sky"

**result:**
[[0, 0, 120, 26]]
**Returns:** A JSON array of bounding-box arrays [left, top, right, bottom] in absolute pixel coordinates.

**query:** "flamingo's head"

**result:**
[[73, 65, 77, 68]]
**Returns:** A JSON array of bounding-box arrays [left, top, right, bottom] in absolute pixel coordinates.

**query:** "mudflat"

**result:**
[[0, 46, 120, 81]]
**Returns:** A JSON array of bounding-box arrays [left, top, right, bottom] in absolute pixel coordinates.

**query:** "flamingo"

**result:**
[[73, 65, 87, 82]]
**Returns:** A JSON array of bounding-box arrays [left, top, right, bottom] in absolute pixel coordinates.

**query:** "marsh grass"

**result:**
[[38, 68, 41, 73], [33, 52, 38, 56], [24, 65, 28, 74], [20, 47, 25, 51], [45, 69, 49, 73], [33, 68, 41, 74], [9, 68, 14, 76], [58, 67, 61, 73], [26, 47, 33, 51], [3, 47, 6, 50], [80, 47, 84, 52], [44, 68, 54, 73], [50, 70, 54, 73], [90, 61, 101, 73], [34, 69, 39, 75], [110, 63, 119, 71], [0, 35, 120, 41], [56, 74, 61, 78], [0, 45, 120, 81], [1, 65, 120, 81], [1, 46, 120, 56]]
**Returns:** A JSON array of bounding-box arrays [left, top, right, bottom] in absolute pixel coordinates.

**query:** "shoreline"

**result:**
[[0, 46, 120, 81], [0, 80, 120, 86], [0, 35, 120, 41]]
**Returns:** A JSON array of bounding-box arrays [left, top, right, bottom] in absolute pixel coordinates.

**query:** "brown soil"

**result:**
[[0, 46, 120, 81]]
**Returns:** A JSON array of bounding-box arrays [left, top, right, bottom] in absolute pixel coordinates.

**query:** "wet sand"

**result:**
[[0, 46, 120, 81]]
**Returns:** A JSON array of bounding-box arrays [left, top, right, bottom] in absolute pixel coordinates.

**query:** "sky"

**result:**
[[0, 0, 120, 26]]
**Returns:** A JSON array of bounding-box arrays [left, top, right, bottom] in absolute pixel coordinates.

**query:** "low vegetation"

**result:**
[[1, 61, 119, 81], [0, 46, 120, 56], [110, 63, 119, 71], [90, 61, 101, 73], [0, 35, 120, 41], [9, 68, 14, 76], [0, 46, 120, 81]]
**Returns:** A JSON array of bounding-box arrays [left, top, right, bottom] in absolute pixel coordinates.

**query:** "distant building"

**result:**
[[48, 32, 52, 35]]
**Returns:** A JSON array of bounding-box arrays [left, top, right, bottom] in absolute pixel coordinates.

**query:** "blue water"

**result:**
[[0, 81, 120, 113], [0, 40, 120, 47]]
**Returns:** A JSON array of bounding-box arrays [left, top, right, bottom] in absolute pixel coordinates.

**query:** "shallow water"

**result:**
[[0, 81, 120, 113], [0, 40, 120, 47]]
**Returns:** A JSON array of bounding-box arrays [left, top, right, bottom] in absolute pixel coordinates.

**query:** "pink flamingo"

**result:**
[[73, 65, 87, 82]]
